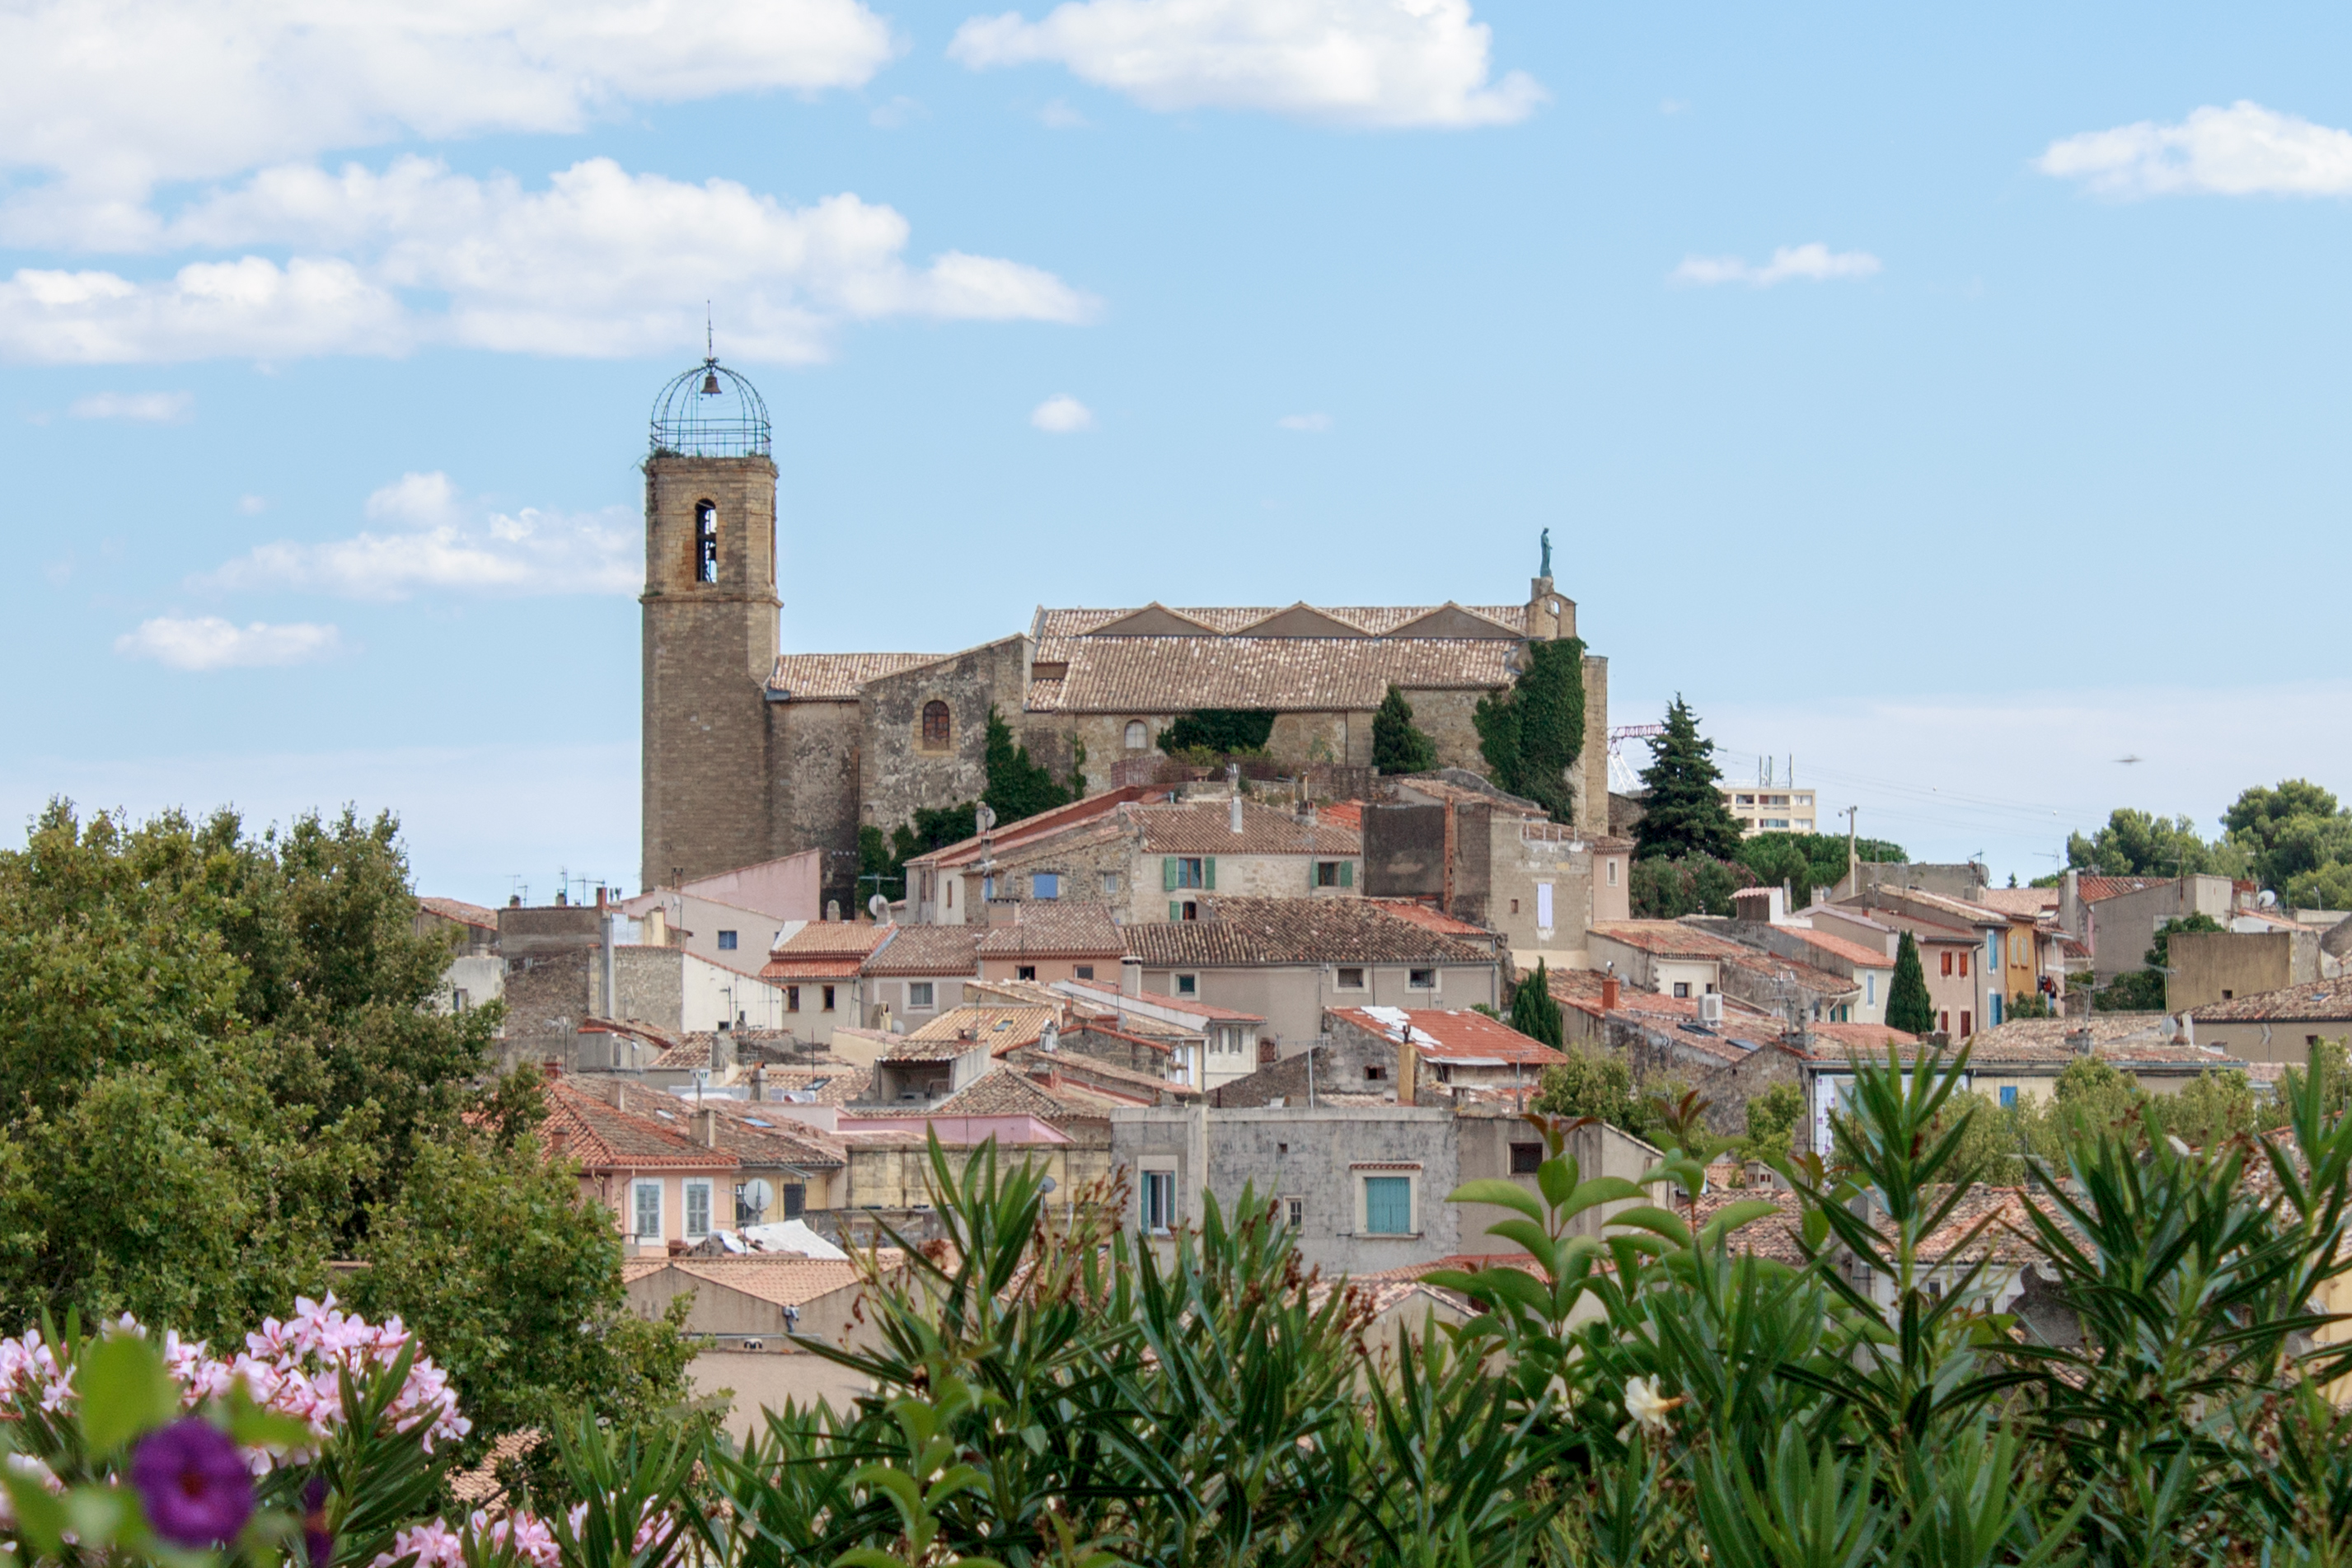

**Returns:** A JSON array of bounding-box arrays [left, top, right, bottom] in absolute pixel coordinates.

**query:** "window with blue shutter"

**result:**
[[1999, 1086, 2017, 1108], [1363, 1177, 1412, 1234]]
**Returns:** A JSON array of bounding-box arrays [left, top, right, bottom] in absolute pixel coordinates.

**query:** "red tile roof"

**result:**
[[771, 922, 892, 957], [1124, 897, 1494, 967], [1131, 798, 1362, 855], [1364, 899, 1496, 938], [1327, 1006, 1567, 1067], [2190, 976, 2352, 1023], [541, 1079, 738, 1172], [761, 955, 865, 981], [766, 653, 940, 701], [2075, 875, 2169, 902], [418, 896, 500, 930], [974, 902, 1127, 958], [863, 924, 982, 976], [1787, 928, 1895, 968]]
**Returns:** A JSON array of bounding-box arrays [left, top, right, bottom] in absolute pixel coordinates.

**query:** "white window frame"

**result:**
[[907, 981, 935, 1009], [1356, 1169, 1420, 1238], [1334, 966, 1367, 991], [684, 1179, 714, 1240], [631, 1179, 663, 1242], [1140, 1165, 1178, 1234], [1175, 973, 1198, 997]]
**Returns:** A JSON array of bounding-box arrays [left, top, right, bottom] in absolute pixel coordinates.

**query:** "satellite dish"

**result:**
[[739, 1178, 774, 1219], [868, 893, 892, 923], [975, 804, 996, 834]]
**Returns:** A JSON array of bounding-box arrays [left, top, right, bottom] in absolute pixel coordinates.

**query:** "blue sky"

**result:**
[[3, 0, 2349, 901]]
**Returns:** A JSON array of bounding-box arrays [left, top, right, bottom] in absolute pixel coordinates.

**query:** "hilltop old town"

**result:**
[[295, 358, 2349, 1433]]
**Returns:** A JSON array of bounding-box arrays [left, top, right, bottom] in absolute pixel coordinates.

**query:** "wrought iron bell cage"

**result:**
[[649, 358, 771, 458]]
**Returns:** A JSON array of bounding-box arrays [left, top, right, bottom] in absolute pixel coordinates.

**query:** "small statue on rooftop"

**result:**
[[1539, 527, 1552, 580]]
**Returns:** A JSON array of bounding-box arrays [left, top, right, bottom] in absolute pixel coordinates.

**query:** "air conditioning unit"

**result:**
[[1698, 992, 1724, 1025]]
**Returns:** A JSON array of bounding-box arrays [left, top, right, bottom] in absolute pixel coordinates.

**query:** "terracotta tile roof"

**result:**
[[541, 1079, 738, 1171], [1963, 1013, 2174, 1055], [1883, 889, 2011, 927], [1785, 929, 1895, 968], [1022, 1052, 1194, 1099], [863, 925, 982, 976], [1327, 1006, 1566, 1067], [874, 1031, 987, 1062], [931, 1068, 1100, 1121], [902, 788, 1162, 871], [1801, 1021, 1923, 1055], [1364, 899, 1496, 939], [700, 1102, 848, 1168], [766, 652, 940, 701], [1317, 801, 1365, 832], [578, 1018, 687, 1055], [1389, 774, 1549, 814], [1586, 921, 1752, 960], [649, 1257, 870, 1308], [905, 1005, 1060, 1056], [753, 1065, 873, 1105], [1974, 888, 2060, 916], [651, 1038, 710, 1070], [418, 896, 500, 930], [1028, 636, 1523, 714], [1716, 948, 1860, 998], [974, 902, 1127, 958], [1061, 977, 1266, 1023], [761, 955, 864, 981], [1691, 1190, 1810, 1266], [1123, 897, 1496, 967], [1130, 798, 1363, 855], [1036, 604, 1530, 639], [2190, 976, 2352, 1023], [2075, 875, 2169, 902], [772, 922, 892, 957]]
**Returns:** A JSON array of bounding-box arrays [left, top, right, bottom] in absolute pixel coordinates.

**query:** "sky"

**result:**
[[3, 0, 2350, 902]]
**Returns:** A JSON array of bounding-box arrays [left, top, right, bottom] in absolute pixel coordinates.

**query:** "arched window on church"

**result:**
[[1124, 719, 1147, 750], [694, 500, 719, 583], [921, 701, 952, 750]]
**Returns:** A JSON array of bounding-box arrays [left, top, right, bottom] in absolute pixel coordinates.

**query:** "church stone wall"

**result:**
[[768, 700, 862, 908], [860, 636, 1028, 838], [1581, 654, 1609, 833], [1398, 689, 1487, 774]]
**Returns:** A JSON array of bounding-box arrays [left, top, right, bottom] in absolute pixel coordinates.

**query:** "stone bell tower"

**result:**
[[640, 353, 780, 892]]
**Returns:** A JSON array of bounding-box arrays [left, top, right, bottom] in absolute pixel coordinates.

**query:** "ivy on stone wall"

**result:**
[[1472, 637, 1586, 823], [984, 705, 1075, 826]]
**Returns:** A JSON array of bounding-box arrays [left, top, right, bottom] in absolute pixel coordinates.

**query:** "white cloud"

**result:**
[[0, 0, 896, 204], [1038, 98, 1089, 129], [1031, 394, 1094, 432], [1277, 411, 1332, 432], [115, 615, 343, 670], [949, 0, 1544, 129], [237, 494, 267, 515], [199, 470, 637, 600], [2036, 101, 2352, 198], [1671, 243, 1881, 288], [69, 390, 192, 422], [0, 158, 1097, 364]]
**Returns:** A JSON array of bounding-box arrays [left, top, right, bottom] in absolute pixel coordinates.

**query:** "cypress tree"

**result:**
[[1631, 695, 1745, 861], [983, 706, 1074, 825], [1508, 958, 1566, 1050], [1886, 931, 1936, 1037], [1371, 685, 1438, 775]]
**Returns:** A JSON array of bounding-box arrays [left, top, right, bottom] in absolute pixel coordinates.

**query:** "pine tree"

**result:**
[[1631, 695, 1744, 861], [1371, 685, 1438, 775], [1886, 931, 1936, 1036], [1508, 958, 1565, 1050]]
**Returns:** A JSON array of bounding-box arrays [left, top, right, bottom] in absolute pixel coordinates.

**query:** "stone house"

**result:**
[[2167, 927, 2327, 1013], [857, 924, 982, 1032], [906, 790, 1363, 928], [975, 901, 1127, 985], [1113, 1103, 1464, 1274], [568, 1074, 848, 1219], [1323, 1005, 1567, 1098], [1122, 896, 1503, 1050], [1054, 974, 1264, 1090], [2188, 978, 2352, 1065], [760, 921, 892, 1042], [1586, 920, 1859, 1023], [543, 1077, 739, 1255], [1361, 771, 1632, 968]]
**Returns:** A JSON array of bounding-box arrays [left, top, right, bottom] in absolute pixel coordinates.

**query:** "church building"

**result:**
[[638, 358, 1609, 902]]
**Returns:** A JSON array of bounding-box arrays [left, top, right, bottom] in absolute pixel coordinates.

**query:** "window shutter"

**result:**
[[1339, 860, 1353, 888], [1205, 856, 1216, 890], [1163, 857, 1178, 891], [1169, 901, 1182, 922]]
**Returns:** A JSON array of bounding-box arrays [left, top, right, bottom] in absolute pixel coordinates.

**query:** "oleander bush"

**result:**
[[7, 1044, 2351, 1568]]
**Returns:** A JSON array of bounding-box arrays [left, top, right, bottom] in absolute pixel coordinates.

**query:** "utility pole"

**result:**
[[1844, 806, 1860, 896]]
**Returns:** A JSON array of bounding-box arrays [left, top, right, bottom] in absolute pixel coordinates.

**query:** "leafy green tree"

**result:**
[[2148, 1070, 2260, 1149], [1737, 1080, 1806, 1163], [1506, 959, 1564, 1049], [1734, 831, 1905, 900], [2048, 1055, 2140, 1140], [1530, 1046, 1656, 1140], [1886, 931, 1935, 1035], [2288, 859, 2352, 911], [2221, 779, 2352, 892], [1628, 854, 1758, 919], [2284, 1037, 2351, 1118], [1157, 709, 1277, 756], [983, 705, 1075, 825], [1632, 696, 1743, 861], [2007, 989, 2054, 1019], [1471, 638, 1587, 823], [2066, 807, 2234, 878], [1370, 685, 1438, 775], [347, 1086, 700, 1482], [1933, 1088, 2032, 1187]]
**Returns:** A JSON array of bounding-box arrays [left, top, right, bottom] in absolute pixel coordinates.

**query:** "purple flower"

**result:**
[[130, 1418, 254, 1548], [303, 1475, 335, 1567]]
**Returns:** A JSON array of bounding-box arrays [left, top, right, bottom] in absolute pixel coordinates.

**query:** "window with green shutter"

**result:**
[[1363, 1176, 1412, 1235], [1204, 856, 1216, 889], [1339, 860, 1353, 887], [1163, 857, 1178, 891]]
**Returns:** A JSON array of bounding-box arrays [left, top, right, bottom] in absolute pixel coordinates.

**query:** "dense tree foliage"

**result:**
[[2066, 807, 2240, 878], [0, 800, 693, 1463], [1733, 831, 1905, 902], [1529, 1046, 1675, 1143], [2096, 912, 2224, 1011], [1157, 708, 1277, 756], [1471, 637, 1586, 823], [2060, 776, 2352, 908], [1628, 854, 1758, 919], [1505, 958, 1563, 1049], [1370, 685, 1437, 775], [982, 705, 1080, 825], [858, 804, 982, 908], [1631, 696, 1743, 860], [1886, 930, 1936, 1035]]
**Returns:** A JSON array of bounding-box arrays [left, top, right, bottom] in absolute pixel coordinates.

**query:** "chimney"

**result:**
[[749, 1065, 766, 1102], [1601, 975, 1620, 1010], [613, 1083, 627, 1113], [2065, 1025, 2092, 1057], [694, 1108, 718, 1147], [1396, 1033, 1417, 1105], [1230, 793, 1244, 835], [1120, 956, 1143, 998], [596, 886, 607, 911]]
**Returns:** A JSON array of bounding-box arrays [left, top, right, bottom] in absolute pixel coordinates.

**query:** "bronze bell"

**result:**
[[700, 368, 721, 396]]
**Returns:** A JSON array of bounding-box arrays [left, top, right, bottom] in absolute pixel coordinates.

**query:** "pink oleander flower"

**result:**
[[373, 1519, 464, 1568], [472, 1509, 560, 1568]]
